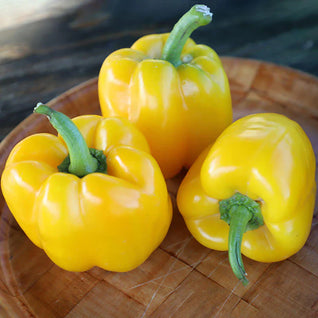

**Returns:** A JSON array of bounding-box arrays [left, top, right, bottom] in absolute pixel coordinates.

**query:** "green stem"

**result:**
[[34, 103, 102, 177], [227, 205, 251, 285], [161, 4, 212, 67], [219, 192, 264, 286]]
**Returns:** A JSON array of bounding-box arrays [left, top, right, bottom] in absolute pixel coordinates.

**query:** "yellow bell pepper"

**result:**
[[98, 5, 232, 178], [1, 104, 172, 272], [177, 113, 316, 285]]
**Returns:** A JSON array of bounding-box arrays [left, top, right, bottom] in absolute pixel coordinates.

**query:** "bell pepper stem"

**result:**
[[219, 192, 264, 286], [228, 205, 251, 286], [161, 4, 212, 67], [34, 103, 100, 177]]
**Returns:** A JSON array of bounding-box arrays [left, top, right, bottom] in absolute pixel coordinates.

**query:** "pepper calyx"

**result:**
[[219, 192, 264, 285], [58, 148, 107, 176], [219, 192, 263, 231]]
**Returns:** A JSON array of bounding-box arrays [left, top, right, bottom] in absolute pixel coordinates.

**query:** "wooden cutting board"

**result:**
[[0, 57, 317, 317]]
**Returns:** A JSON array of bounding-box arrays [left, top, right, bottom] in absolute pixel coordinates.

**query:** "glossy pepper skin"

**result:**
[[1, 106, 172, 272], [98, 5, 232, 178], [177, 113, 316, 284]]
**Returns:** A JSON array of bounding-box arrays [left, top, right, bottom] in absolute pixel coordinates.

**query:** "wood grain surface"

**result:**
[[0, 57, 317, 317]]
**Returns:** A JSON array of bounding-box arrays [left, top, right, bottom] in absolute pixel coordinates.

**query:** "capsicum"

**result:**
[[1, 104, 172, 272], [98, 5, 232, 178], [177, 113, 316, 285]]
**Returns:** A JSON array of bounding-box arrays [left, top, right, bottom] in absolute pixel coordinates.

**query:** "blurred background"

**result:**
[[0, 0, 317, 140]]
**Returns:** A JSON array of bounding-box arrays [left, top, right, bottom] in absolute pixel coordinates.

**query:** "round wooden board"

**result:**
[[0, 57, 317, 317]]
